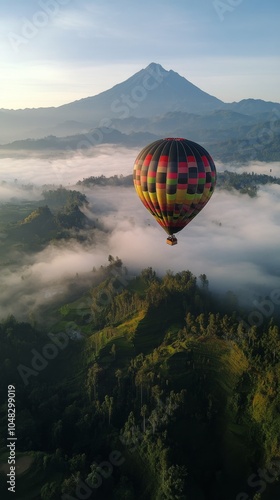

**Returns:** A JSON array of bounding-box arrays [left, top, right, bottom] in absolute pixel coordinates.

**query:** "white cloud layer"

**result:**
[[0, 148, 279, 320], [0, 145, 138, 185]]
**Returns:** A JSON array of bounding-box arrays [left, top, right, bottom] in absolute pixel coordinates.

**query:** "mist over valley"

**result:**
[[0, 142, 280, 322]]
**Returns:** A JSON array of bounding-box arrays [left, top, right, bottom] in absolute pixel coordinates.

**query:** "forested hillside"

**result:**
[[0, 258, 280, 499], [0, 188, 97, 256], [77, 171, 280, 198]]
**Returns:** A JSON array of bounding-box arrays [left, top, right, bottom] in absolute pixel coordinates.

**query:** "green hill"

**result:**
[[0, 261, 280, 499], [0, 188, 96, 254]]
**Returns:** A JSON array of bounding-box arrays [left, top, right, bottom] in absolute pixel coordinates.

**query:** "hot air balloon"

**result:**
[[133, 138, 216, 245]]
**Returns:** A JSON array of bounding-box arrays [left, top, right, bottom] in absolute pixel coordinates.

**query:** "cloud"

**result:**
[[0, 240, 107, 321], [0, 147, 280, 321], [0, 145, 138, 186], [0, 182, 42, 202], [103, 186, 280, 293], [80, 175, 280, 305], [52, 10, 95, 32]]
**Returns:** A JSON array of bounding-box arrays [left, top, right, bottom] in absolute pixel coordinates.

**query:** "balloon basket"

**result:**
[[166, 236, 177, 246]]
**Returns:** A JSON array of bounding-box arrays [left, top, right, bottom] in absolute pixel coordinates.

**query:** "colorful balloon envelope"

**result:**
[[133, 138, 217, 245]]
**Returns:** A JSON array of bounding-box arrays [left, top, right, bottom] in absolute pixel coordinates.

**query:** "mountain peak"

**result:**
[[145, 62, 167, 73], [4, 63, 279, 145]]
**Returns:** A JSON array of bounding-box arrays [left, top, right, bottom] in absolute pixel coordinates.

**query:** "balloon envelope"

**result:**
[[133, 138, 216, 238]]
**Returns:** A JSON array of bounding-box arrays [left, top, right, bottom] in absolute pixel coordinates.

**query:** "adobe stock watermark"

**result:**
[[52, 63, 167, 182], [17, 263, 131, 386], [238, 288, 280, 332], [213, 0, 245, 22], [8, 0, 71, 53], [236, 458, 280, 499], [17, 328, 77, 386]]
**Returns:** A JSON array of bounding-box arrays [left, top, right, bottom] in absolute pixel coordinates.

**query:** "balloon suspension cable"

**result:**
[[166, 235, 178, 246]]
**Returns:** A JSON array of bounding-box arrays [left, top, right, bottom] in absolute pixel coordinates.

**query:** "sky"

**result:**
[[0, 0, 279, 109]]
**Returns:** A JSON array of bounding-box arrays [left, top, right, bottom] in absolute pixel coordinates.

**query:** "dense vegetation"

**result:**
[[1, 258, 280, 499], [77, 174, 133, 188], [77, 171, 280, 198], [217, 171, 280, 197], [0, 188, 97, 255], [1, 173, 280, 498]]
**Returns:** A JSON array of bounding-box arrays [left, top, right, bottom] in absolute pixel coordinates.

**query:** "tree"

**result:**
[[199, 273, 209, 290], [61, 475, 79, 496], [69, 453, 87, 473], [59, 304, 71, 317], [267, 324, 280, 362], [141, 404, 148, 433], [86, 363, 102, 401], [253, 494, 262, 500], [135, 371, 145, 406], [196, 313, 206, 335], [86, 463, 104, 491], [151, 385, 163, 406], [141, 267, 157, 283], [248, 326, 257, 348], [207, 313, 218, 337], [103, 395, 114, 425], [40, 481, 60, 500], [161, 465, 188, 499], [120, 412, 142, 452], [115, 368, 122, 389], [148, 409, 159, 434], [110, 343, 117, 360]]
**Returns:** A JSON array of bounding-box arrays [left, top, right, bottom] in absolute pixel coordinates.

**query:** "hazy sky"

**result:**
[[1, 0, 279, 109]]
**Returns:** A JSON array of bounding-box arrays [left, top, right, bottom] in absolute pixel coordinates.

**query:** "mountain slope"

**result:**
[[1, 117, 279, 164], [228, 98, 280, 116], [57, 62, 225, 119], [1, 63, 279, 148], [0, 63, 225, 142]]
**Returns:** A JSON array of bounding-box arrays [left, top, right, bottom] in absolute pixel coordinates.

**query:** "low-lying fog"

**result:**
[[0, 145, 280, 321]]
